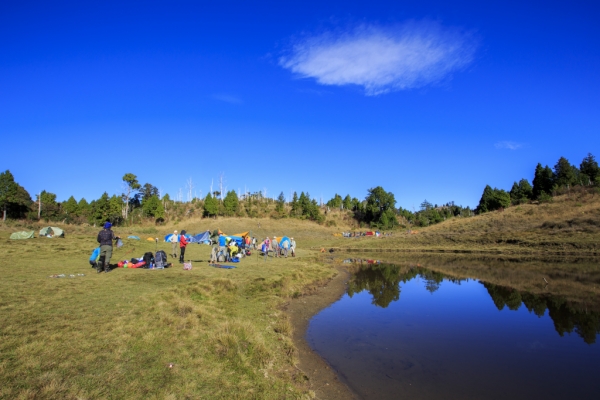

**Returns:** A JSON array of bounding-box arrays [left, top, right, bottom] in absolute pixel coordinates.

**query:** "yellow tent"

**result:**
[[233, 231, 249, 237], [147, 237, 155, 242]]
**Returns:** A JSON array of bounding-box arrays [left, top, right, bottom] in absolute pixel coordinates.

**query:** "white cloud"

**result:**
[[213, 94, 243, 104], [495, 141, 525, 150], [279, 21, 477, 95]]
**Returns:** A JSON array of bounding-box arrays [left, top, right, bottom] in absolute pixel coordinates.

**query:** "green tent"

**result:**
[[10, 231, 35, 240], [39, 226, 65, 238]]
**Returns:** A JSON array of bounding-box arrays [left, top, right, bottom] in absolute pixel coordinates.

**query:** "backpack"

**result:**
[[155, 250, 167, 269], [143, 252, 154, 268]]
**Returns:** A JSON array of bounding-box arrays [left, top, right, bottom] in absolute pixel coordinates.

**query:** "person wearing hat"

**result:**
[[169, 230, 179, 258], [272, 236, 280, 258], [96, 222, 119, 273], [290, 237, 296, 257], [179, 230, 189, 264]]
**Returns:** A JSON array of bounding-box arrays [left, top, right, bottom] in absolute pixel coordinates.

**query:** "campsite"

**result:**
[[1, 192, 600, 399]]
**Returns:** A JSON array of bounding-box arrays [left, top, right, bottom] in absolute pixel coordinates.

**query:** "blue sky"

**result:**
[[1, 0, 599, 210]]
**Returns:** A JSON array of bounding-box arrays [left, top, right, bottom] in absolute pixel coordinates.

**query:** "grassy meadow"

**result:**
[[1, 192, 600, 398], [0, 219, 340, 399]]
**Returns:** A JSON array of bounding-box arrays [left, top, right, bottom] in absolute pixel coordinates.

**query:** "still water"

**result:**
[[307, 260, 600, 399]]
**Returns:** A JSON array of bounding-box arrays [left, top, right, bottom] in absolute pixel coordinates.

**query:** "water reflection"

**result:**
[[309, 257, 600, 400], [344, 260, 600, 344], [484, 282, 600, 344]]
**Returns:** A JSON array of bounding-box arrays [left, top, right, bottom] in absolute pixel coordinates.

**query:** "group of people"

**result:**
[[261, 236, 296, 260], [93, 223, 299, 271]]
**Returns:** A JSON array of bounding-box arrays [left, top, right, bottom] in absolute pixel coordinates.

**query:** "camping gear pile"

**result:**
[[115, 250, 171, 269]]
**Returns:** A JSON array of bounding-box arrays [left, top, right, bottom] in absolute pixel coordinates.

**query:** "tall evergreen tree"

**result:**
[[476, 185, 511, 213], [223, 190, 239, 216], [290, 192, 299, 217], [62, 196, 79, 216], [0, 170, 28, 221], [509, 179, 533, 205], [580, 153, 600, 185], [203, 193, 218, 217], [78, 198, 90, 217], [553, 157, 577, 188], [275, 192, 286, 215], [343, 195, 352, 210], [532, 163, 555, 198]]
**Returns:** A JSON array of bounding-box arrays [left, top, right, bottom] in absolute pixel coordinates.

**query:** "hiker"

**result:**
[[263, 237, 271, 261], [210, 245, 218, 263], [97, 222, 119, 273], [282, 239, 289, 258], [272, 236, 279, 258], [290, 238, 296, 257], [169, 230, 179, 258], [252, 237, 257, 249], [179, 230, 188, 264]]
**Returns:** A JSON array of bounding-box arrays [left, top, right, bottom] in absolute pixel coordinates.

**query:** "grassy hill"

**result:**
[[328, 191, 600, 254]]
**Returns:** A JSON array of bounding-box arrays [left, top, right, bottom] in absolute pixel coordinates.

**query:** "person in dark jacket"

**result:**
[[97, 222, 119, 273], [179, 230, 188, 264]]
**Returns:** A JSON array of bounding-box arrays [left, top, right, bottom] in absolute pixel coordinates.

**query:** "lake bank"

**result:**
[[284, 265, 358, 399]]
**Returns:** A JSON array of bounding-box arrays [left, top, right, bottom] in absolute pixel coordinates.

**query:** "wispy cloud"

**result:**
[[279, 21, 478, 96], [495, 141, 525, 150], [213, 94, 243, 104]]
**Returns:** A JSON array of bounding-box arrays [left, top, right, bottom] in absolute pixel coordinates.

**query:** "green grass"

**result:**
[[2, 192, 600, 398], [0, 228, 335, 399]]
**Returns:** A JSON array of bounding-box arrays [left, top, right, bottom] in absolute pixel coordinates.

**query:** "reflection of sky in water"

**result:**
[[308, 275, 600, 400]]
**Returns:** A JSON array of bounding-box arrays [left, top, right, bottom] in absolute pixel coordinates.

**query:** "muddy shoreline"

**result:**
[[284, 266, 359, 399]]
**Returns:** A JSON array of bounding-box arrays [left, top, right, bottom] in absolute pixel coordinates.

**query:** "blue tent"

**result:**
[[279, 236, 291, 249], [128, 235, 140, 240], [190, 230, 211, 244], [164, 233, 192, 242], [225, 235, 244, 246]]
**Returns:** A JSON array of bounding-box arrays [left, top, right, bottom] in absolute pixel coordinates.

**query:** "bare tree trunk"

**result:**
[[38, 193, 41, 220], [219, 173, 225, 202]]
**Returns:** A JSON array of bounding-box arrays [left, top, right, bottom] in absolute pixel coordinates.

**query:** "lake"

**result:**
[[307, 257, 600, 399]]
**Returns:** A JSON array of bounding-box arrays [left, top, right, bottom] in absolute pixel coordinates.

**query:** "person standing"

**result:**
[[272, 236, 279, 258], [290, 237, 296, 257], [263, 237, 271, 261], [282, 239, 289, 258], [179, 230, 188, 263], [170, 230, 179, 258], [97, 222, 119, 273]]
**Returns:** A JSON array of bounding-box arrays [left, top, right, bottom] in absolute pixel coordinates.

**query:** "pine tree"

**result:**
[[203, 193, 218, 217], [553, 157, 577, 188], [580, 153, 600, 185], [223, 190, 239, 216], [276, 192, 286, 215]]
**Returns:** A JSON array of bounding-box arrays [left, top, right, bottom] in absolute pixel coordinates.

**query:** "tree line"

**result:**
[[476, 153, 600, 213]]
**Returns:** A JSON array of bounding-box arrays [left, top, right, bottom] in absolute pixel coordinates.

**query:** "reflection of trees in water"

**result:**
[[484, 282, 600, 344], [347, 264, 419, 308], [419, 270, 446, 294]]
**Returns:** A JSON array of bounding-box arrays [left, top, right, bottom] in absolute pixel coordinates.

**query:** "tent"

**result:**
[[233, 231, 249, 238], [190, 230, 211, 244], [39, 227, 64, 238], [128, 235, 140, 240], [279, 236, 291, 249], [10, 231, 34, 240], [225, 235, 244, 246], [146, 237, 156, 242]]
